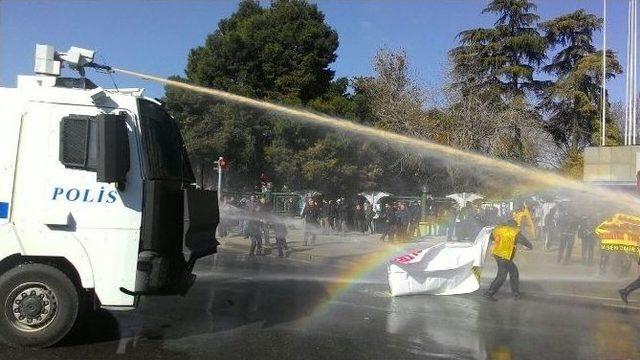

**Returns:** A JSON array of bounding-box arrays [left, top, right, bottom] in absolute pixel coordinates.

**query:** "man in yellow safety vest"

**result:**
[[483, 219, 533, 301]]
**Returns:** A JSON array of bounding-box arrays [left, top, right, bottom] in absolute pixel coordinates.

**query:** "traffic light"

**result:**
[[218, 157, 229, 170]]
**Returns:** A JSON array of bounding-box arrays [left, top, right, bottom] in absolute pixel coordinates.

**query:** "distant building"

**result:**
[[583, 146, 640, 194]]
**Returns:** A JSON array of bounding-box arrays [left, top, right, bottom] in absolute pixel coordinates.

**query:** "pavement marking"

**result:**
[[543, 292, 638, 305], [373, 291, 392, 298]]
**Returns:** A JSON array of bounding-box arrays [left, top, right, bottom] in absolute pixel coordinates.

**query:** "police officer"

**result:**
[[484, 219, 533, 301]]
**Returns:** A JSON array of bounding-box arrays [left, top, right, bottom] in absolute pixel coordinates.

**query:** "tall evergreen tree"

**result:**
[[540, 10, 622, 163], [448, 0, 547, 166], [450, 0, 547, 102], [540, 10, 600, 76]]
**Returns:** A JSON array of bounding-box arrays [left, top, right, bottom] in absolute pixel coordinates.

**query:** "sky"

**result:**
[[0, 0, 635, 104]]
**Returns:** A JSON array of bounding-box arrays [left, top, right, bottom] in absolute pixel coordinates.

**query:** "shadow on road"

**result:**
[[61, 309, 121, 346]]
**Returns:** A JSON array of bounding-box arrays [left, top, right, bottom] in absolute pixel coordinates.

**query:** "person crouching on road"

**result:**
[[483, 219, 533, 301], [274, 220, 289, 257]]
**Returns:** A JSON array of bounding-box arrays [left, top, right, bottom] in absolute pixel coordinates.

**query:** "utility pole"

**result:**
[[625, 0, 637, 145], [631, 0, 638, 145], [601, 0, 607, 146], [217, 157, 227, 202]]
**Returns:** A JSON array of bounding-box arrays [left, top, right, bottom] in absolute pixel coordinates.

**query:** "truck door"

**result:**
[[22, 101, 143, 306]]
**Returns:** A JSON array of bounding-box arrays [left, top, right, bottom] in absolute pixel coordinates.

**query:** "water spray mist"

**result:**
[[113, 67, 640, 211]]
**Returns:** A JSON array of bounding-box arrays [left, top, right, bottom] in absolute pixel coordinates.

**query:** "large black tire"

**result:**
[[0, 263, 79, 348]]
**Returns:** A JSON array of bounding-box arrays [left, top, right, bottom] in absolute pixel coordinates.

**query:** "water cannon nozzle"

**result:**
[[34, 44, 112, 77]]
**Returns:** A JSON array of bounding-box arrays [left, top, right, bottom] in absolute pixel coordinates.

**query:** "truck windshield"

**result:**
[[138, 99, 195, 182]]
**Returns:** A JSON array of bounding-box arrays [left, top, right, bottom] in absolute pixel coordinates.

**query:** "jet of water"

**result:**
[[113, 67, 640, 211]]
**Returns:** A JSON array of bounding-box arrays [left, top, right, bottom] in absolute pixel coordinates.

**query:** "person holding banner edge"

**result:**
[[483, 219, 533, 301]]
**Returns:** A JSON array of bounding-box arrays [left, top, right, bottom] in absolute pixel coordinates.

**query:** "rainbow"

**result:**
[[296, 242, 407, 327]]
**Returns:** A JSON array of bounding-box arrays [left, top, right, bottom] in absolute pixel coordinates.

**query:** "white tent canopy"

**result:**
[[446, 192, 483, 208], [358, 191, 391, 207]]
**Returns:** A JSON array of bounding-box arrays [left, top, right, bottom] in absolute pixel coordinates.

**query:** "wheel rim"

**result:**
[[5, 282, 58, 332]]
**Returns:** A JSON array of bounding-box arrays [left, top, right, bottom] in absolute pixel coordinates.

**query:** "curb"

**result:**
[[523, 291, 640, 313]]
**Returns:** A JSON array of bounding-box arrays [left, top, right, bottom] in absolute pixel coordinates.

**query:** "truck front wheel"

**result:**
[[0, 263, 79, 348]]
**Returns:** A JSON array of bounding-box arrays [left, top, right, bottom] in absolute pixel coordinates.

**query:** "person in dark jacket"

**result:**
[[619, 261, 640, 304], [247, 206, 263, 256], [328, 200, 337, 231], [543, 205, 558, 250], [257, 197, 271, 246], [364, 202, 375, 234], [578, 215, 597, 266], [396, 203, 411, 242], [274, 220, 289, 257], [409, 202, 421, 238], [355, 204, 366, 233], [302, 199, 319, 246], [337, 199, 349, 232], [380, 203, 397, 242], [556, 203, 578, 265]]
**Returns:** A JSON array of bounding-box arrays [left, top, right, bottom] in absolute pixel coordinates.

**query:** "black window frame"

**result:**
[[59, 114, 97, 171], [137, 99, 194, 182]]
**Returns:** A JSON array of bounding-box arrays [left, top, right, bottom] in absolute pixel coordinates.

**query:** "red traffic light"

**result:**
[[218, 157, 229, 169]]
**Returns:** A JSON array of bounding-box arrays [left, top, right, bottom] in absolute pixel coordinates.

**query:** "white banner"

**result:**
[[388, 227, 493, 296]]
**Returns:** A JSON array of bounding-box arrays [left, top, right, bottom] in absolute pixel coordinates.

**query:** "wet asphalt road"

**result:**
[[1, 251, 639, 360]]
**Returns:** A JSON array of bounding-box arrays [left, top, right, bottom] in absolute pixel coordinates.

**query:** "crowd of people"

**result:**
[[299, 198, 425, 243], [219, 195, 290, 257], [219, 194, 430, 256], [219, 189, 637, 284], [378, 201, 422, 242]]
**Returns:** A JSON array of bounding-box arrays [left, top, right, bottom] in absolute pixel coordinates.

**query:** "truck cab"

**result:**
[[0, 45, 218, 347]]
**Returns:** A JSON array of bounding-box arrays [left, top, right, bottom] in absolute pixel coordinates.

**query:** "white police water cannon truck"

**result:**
[[0, 45, 219, 347]]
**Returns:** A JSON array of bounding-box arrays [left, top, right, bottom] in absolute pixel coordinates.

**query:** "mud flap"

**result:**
[[120, 187, 219, 297], [183, 188, 219, 261]]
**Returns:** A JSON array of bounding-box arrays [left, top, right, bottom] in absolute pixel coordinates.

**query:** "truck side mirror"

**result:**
[[96, 113, 130, 184]]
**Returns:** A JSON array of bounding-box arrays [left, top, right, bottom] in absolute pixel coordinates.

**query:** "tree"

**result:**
[[352, 49, 442, 194], [449, 0, 547, 103], [447, 0, 548, 169], [263, 78, 379, 196], [352, 48, 548, 196], [540, 10, 622, 175], [165, 0, 346, 190], [185, 0, 338, 103], [540, 10, 600, 76]]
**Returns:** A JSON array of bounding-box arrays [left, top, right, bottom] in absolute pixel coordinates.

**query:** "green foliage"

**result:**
[[165, 0, 357, 192], [540, 10, 601, 76], [165, 0, 628, 197], [450, 0, 547, 103], [541, 9, 623, 152], [560, 149, 584, 179], [185, 0, 338, 103]]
